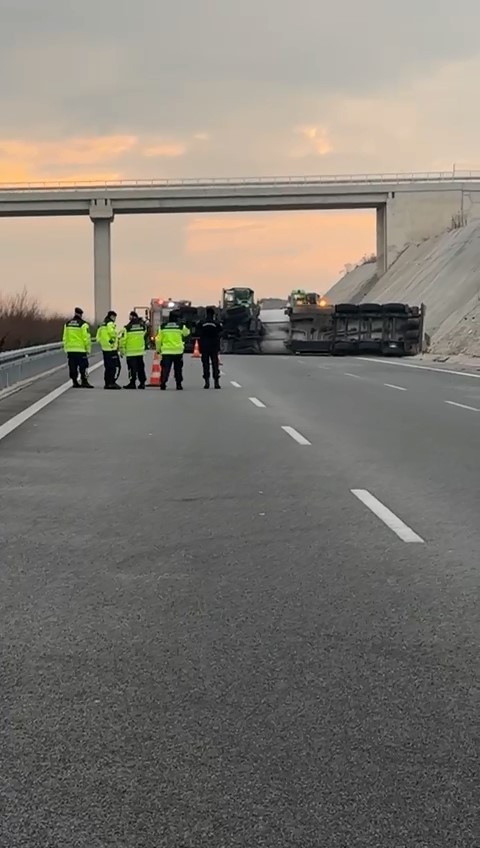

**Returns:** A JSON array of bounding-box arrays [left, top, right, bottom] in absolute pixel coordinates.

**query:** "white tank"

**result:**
[[259, 307, 290, 354]]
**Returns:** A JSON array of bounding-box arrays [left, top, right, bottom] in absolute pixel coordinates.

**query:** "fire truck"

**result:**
[[138, 299, 199, 350]]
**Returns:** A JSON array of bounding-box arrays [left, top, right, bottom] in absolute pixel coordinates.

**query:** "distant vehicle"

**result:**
[[219, 287, 263, 354], [286, 290, 330, 315], [145, 298, 194, 348]]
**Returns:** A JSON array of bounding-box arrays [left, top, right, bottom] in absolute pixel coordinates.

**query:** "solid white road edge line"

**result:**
[[351, 489, 424, 543], [249, 397, 266, 408], [358, 356, 480, 380], [384, 383, 407, 391], [281, 425, 311, 445], [0, 362, 67, 401], [230, 381, 242, 388], [445, 400, 479, 412], [0, 361, 103, 444]]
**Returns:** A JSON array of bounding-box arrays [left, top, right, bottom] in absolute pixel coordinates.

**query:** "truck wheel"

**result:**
[[335, 303, 358, 314], [382, 303, 408, 313], [358, 302, 380, 312]]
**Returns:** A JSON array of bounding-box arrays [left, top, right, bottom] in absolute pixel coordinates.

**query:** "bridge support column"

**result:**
[[90, 201, 114, 325], [376, 204, 387, 277]]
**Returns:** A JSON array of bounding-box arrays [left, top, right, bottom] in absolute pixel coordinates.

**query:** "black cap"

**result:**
[[74, 306, 84, 315], [107, 310, 117, 318], [129, 311, 138, 320]]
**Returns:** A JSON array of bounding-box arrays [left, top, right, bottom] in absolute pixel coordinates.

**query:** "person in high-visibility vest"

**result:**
[[155, 311, 190, 390], [62, 307, 93, 388], [119, 311, 148, 389], [96, 310, 121, 389]]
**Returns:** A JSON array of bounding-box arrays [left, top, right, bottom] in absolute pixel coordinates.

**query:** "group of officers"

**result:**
[[62, 306, 222, 391]]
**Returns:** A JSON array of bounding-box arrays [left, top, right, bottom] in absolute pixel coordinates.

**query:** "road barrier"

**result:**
[[0, 343, 98, 391]]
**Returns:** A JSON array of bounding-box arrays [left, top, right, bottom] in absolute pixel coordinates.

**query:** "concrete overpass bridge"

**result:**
[[2, 170, 480, 322]]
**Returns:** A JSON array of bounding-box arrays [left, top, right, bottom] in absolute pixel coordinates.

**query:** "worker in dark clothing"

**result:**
[[62, 307, 93, 388], [96, 310, 121, 389], [155, 310, 190, 390], [197, 307, 222, 389], [119, 311, 148, 388]]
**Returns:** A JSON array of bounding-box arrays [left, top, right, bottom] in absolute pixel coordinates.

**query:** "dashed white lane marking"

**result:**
[[281, 425, 311, 445], [344, 372, 362, 379], [317, 363, 330, 369], [445, 400, 479, 412], [384, 383, 407, 391], [249, 397, 266, 408], [230, 381, 242, 388], [351, 489, 424, 543], [358, 357, 480, 380], [0, 361, 103, 444]]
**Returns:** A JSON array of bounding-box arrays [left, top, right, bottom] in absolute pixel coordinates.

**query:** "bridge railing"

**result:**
[[0, 170, 480, 192], [0, 342, 65, 391]]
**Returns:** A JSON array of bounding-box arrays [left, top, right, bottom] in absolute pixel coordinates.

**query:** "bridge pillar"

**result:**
[[90, 201, 114, 325], [376, 204, 387, 277]]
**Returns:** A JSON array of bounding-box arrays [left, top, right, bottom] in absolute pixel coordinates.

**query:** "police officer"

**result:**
[[62, 307, 93, 388], [197, 306, 222, 389], [155, 310, 190, 390], [119, 311, 148, 389], [96, 310, 121, 390]]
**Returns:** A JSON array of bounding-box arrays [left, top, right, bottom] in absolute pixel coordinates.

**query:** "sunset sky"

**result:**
[[1, 0, 480, 317]]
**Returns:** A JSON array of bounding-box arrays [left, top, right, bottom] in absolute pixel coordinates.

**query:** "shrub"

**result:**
[[0, 289, 67, 352]]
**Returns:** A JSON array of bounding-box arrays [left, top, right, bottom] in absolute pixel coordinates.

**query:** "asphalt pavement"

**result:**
[[1, 353, 479, 847]]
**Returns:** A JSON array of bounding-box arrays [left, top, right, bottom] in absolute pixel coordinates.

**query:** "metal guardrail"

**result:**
[[0, 342, 62, 364], [0, 342, 66, 391], [0, 170, 480, 192]]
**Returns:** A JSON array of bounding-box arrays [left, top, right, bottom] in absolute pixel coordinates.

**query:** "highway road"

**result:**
[[1, 353, 479, 847]]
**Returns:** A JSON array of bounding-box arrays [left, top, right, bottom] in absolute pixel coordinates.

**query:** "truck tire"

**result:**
[[335, 303, 358, 314], [406, 318, 421, 330], [382, 303, 408, 313], [332, 342, 355, 355], [405, 329, 421, 340], [358, 302, 380, 312]]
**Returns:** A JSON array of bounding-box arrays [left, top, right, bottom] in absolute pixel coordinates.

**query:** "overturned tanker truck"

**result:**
[[216, 286, 425, 357]]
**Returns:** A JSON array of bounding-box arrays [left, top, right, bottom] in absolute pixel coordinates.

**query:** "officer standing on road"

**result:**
[[196, 306, 222, 389], [119, 311, 148, 389], [96, 310, 121, 390], [155, 310, 190, 390], [62, 307, 93, 388]]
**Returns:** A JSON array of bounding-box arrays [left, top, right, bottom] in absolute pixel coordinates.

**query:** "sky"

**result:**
[[1, 0, 480, 318]]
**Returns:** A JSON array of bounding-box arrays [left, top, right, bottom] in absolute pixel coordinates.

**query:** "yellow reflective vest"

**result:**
[[155, 322, 190, 355], [63, 317, 91, 354], [119, 320, 147, 356], [96, 320, 118, 351]]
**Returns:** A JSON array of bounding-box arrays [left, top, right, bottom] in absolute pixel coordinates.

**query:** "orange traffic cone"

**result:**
[[149, 356, 161, 386], [192, 339, 200, 358]]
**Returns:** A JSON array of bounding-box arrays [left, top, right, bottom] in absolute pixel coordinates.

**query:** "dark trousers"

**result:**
[[160, 354, 183, 386], [126, 356, 146, 386], [201, 350, 220, 382], [103, 351, 120, 386], [67, 352, 88, 384]]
